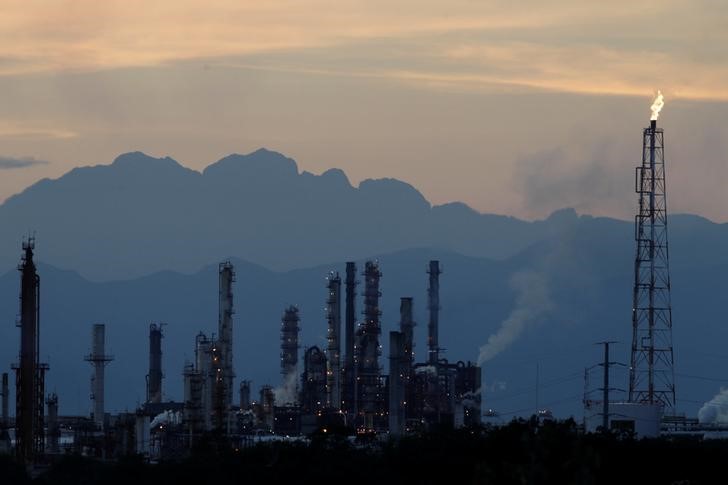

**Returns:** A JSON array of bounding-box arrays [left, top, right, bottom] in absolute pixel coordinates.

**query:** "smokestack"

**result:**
[[399, 297, 415, 368], [218, 262, 235, 407], [147, 323, 163, 404], [326, 272, 342, 409], [1, 373, 7, 427], [343, 262, 357, 412], [388, 331, 405, 436], [13, 237, 49, 463], [84, 323, 113, 428], [427, 261, 442, 365]]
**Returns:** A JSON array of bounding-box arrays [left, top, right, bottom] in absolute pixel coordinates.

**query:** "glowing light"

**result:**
[[650, 90, 665, 120]]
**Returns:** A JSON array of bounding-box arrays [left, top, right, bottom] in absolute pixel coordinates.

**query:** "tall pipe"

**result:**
[[326, 272, 342, 409], [218, 262, 235, 407], [343, 262, 357, 411], [427, 261, 441, 365], [147, 323, 163, 404], [85, 323, 113, 428]]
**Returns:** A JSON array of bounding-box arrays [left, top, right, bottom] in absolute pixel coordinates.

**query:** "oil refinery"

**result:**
[[0, 94, 720, 468]]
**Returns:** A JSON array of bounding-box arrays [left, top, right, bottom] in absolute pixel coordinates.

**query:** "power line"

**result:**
[[485, 372, 582, 403], [675, 372, 728, 383]]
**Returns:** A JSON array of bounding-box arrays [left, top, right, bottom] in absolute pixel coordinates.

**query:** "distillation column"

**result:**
[[13, 238, 48, 463], [427, 261, 441, 365], [280, 306, 300, 404], [218, 262, 235, 408], [147, 323, 163, 404], [85, 323, 114, 428], [356, 261, 383, 428], [399, 297, 415, 419], [326, 272, 342, 409], [343, 262, 357, 414]]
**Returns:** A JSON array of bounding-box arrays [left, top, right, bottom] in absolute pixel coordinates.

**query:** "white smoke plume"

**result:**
[[650, 90, 665, 120], [414, 365, 438, 376], [698, 388, 728, 424], [273, 371, 298, 405], [478, 271, 554, 365]]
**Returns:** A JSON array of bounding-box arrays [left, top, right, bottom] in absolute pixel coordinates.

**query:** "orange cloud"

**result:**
[[0, 0, 725, 101]]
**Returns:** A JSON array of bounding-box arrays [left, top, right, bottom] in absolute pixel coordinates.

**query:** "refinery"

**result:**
[[0, 94, 723, 473], [0, 246, 482, 463]]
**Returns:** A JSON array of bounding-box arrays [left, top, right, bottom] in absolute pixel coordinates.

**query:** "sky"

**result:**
[[0, 1, 726, 221]]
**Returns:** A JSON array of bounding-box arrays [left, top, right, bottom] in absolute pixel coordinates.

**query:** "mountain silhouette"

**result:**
[[0, 149, 588, 280]]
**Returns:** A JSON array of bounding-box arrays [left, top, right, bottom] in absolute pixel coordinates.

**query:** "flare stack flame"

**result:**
[[650, 90, 665, 120]]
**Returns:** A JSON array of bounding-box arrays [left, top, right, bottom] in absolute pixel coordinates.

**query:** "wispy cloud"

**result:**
[[0, 1, 726, 100], [0, 156, 49, 169], [0, 121, 77, 139]]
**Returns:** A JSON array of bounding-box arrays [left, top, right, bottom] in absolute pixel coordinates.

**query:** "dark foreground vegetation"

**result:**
[[2, 419, 727, 485]]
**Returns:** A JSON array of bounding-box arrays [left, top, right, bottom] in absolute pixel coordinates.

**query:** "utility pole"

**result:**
[[596, 341, 623, 433]]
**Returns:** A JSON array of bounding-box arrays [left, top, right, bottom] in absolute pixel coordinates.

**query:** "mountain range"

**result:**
[[0, 149, 588, 281]]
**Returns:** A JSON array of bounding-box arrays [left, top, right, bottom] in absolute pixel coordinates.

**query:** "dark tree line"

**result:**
[[2, 419, 726, 484]]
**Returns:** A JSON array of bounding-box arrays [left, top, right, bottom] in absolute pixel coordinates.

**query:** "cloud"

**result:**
[[0, 1, 726, 100], [0, 121, 78, 140], [0, 156, 49, 169]]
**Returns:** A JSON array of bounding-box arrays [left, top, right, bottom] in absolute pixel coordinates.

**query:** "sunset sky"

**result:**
[[1, 1, 726, 220]]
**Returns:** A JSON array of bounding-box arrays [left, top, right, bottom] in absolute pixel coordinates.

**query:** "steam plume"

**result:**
[[698, 388, 728, 424], [477, 271, 553, 365], [274, 371, 298, 405]]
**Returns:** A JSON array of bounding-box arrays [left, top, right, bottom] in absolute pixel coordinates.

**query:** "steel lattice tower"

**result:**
[[628, 117, 676, 409]]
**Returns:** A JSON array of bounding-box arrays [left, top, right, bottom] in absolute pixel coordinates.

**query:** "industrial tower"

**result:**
[[218, 262, 235, 408], [427, 261, 441, 365], [399, 297, 415, 416], [325, 272, 342, 409], [12, 238, 49, 463], [85, 323, 113, 428], [629, 97, 676, 409], [147, 323, 164, 404], [342, 262, 357, 414], [280, 305, 300, 403], [355, 261, 383, 428]]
